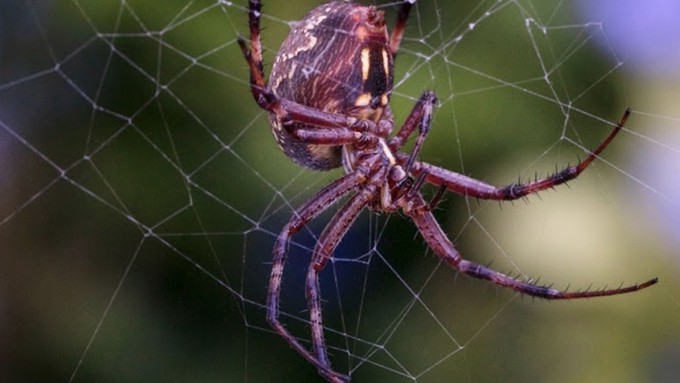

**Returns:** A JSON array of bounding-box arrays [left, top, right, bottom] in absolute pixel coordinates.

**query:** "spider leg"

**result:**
[[268, 170, 369, 383], [277, 102, 383, 147], [389, 0, 414, 56], [238, 0, 269, 107], [388, 91, 437, 176], [408, 109, 632, 201], [306, 168, 385, 382], [405, 193, 658, 298]]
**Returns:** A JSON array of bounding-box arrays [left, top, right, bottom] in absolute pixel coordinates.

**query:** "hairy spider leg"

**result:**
[[297, 93, 442, 381], [253, 74, 438, 383], [399, 108, 657, 297], [293, 92, 442, 380], [306, 166, 387, 382], [382, 91, 439, 206], [389, 0, 414, 56], [409, 109, 635, 200], [406, 193, 658, 298], [268, 171, 370, 383], [388, 91, 437, 177]]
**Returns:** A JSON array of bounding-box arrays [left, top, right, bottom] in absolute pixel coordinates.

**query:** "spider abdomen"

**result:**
[[268, 1, 394, 170]]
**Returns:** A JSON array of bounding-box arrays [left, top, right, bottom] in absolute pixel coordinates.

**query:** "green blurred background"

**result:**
[[1, 1, 678, 382]]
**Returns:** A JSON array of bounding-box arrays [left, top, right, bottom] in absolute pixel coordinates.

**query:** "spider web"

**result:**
[[1, 0, 679, 382]]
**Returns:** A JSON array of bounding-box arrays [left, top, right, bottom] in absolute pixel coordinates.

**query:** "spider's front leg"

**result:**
[[405, 193, 658, 299], [388, 91, 437, 176], [409, 109, 633, 200], [237, 0, 270, 108], [389, 0, 414, 56]]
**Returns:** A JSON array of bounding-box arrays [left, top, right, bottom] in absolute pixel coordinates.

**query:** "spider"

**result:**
[[238, 1, 658, 382]]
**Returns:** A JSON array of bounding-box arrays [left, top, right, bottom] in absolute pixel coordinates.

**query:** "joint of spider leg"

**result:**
[[354, 132, 379, 150], [499, 183, 521, 200], [377, 118, 392, 136], [553, 166, 579, 186], [389, 164, 408, 184], [255, 91, 274, 110], [349, 118, 380, 135]]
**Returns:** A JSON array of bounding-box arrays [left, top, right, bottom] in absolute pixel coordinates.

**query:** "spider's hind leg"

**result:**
[[406, 193, 658, 299], [267, 159, 391, 382]]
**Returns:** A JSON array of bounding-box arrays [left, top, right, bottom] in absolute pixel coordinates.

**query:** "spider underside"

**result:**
[[237, 1, 658, 382]]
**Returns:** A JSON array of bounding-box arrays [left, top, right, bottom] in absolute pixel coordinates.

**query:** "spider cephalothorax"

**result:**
[[238, 1, 657, 382]]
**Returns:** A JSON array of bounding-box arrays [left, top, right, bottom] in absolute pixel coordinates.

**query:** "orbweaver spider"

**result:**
[[238, 1, 658, 381]]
